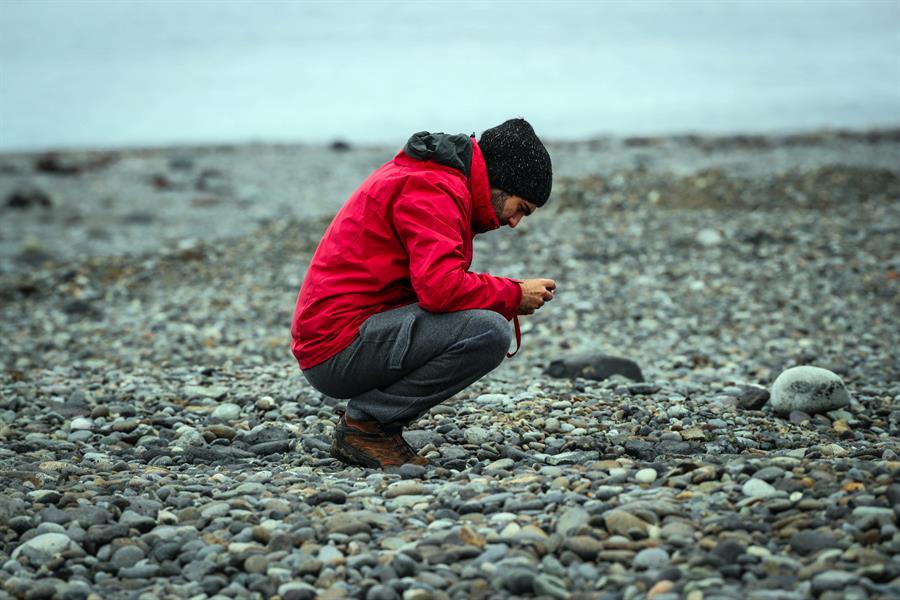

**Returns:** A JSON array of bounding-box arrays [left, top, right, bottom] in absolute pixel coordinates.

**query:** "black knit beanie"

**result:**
[[478, 118, 552, 206]]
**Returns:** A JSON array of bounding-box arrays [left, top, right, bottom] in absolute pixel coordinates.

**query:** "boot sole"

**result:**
[[330, 440, 381, 469]]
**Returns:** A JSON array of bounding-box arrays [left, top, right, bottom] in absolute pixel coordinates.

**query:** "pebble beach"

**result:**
[[0, 130, 898, 600]]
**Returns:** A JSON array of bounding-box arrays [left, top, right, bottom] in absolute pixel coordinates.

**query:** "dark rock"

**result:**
[[887, 484, 900, 507], [182, 445, 254, 463], [712, 539, 746, 563], [627, 383, 661, 395], [62, 299, 103, 320], [331, 140, 352, 152], [168, 155, 195, 171], [196, 168, 230, 194], [366, 584, 399, 600], [249, 439, 292, 455], [67, 503, 110, 527], [392, 552, 418, 577], [545, 353, 644, 382], [397, 463, 428, 479], [503, 569, 536, 594], [84, 523, 130, 552], [111, 545, 145, 570], [35, 152, 113, 175], [624, 440, 655, 460], [121, 211, 156, 225], [307, 489, 347, 505], [6, 185, 52, 208], [39, 506, 72, 525], [736, 386, 770, 410], [789, 530, 841, 556], [9, 515, 33, 534], [240, 425, 292, 445], [24, 580, 59, 600]]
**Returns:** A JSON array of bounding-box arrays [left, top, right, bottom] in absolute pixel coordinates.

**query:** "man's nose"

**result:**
[[509, 215, 521, 228]]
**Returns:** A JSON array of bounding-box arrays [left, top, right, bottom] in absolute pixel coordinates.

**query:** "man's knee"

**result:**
[[467, 310, 512, 361]]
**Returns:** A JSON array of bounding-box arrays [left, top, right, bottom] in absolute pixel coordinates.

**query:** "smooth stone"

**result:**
[[603, 510, 651, 538], [367, 584, 400, 600], [111, 545, 146, 570], [211, 403, 242, 421], [384, 481, 427, 498], [752, 466, 785, 482], [183, 385, 229, 399], [736, 386, 770, 410], [464, 427, 491, 445], [564, 535, 603, 559], [398, 463, 428, 479], [534, 574, 571, 600], [485, 458, 515, 473], [635, 468, 658, 484], [594, 485, 624, 500], [556, 507, 590, 535], [810, 570, 860, 594], [545, 353, 644, 382], [696, 227, 723, 246], [770, 366, 850, 415], [200, 502, 231, 519], [503, 568, 536, 594], [12, 533, 78, 560], [789, 531, 841, 556], [742, 478, 780, 498], [317, 544, 344, 565], [633, 547, 669, 570], [277, 582, 318, 600], [70, 417, 93, 431]]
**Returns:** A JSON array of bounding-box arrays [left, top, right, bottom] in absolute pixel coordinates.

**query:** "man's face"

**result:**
[[492, 189, 538, 229]]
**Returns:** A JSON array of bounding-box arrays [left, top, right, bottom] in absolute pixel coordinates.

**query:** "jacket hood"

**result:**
[[404, 132, 473, 176], [402, 132, 498, 234]]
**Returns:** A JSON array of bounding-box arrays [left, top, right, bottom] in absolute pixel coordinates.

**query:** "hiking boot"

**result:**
[[331, 410, 429, 469], [383, 423, 430, 466]]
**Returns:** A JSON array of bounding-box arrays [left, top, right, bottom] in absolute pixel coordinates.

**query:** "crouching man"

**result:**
[[291, 118, 556, 468]]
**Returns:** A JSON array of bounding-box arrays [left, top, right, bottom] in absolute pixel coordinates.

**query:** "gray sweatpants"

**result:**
[[302, 303, 511, 424]]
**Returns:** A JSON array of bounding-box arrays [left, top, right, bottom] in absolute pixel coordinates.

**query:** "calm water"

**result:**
[[1, 0, 898, 151]]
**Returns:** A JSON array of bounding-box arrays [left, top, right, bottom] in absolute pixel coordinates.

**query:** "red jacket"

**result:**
[[291, 133, 522, 370]]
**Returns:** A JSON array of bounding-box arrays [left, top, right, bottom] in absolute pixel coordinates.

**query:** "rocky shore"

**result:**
[[1, 131, 898, 600]]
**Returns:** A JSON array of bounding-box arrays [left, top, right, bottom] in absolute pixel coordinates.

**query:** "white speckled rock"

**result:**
[[770, 366, 850, 415], [12, 532, 80, 560]]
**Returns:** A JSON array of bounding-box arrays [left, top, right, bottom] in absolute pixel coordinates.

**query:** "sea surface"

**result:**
[[1, 0, 898, 151]]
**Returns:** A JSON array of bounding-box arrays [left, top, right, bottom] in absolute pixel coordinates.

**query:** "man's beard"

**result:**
[[490, 189, 508, 224]]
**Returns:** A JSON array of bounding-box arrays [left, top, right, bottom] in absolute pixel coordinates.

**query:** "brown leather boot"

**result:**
[[331, 411, 429, 469], [383, 423, 430, 466]]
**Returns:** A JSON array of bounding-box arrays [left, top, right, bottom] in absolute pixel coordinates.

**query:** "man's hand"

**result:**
[[518, 278, 556, 315]]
